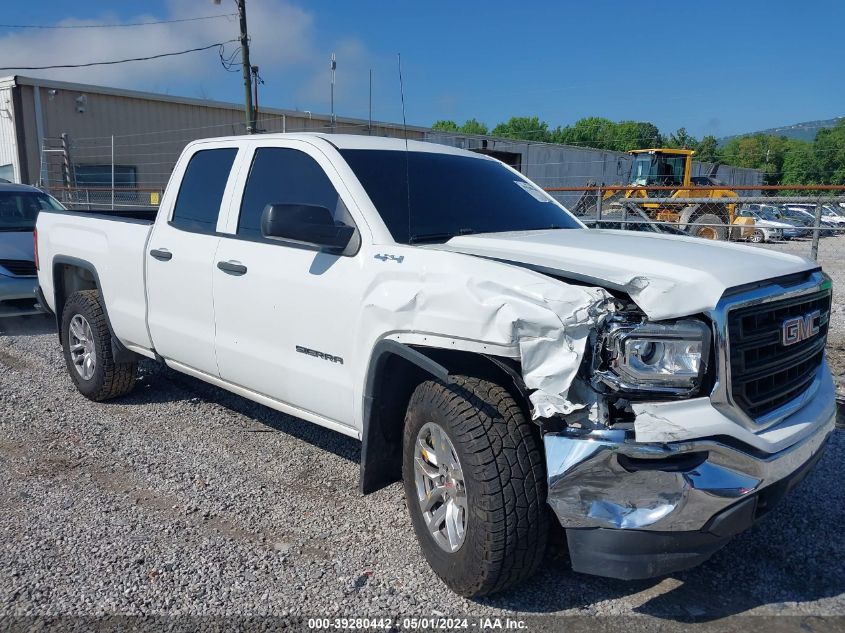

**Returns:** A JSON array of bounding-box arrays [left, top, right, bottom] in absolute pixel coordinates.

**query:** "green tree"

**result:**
[[781, 140, 822, 185], [459, 118, 488, 135], [665, 127, 698, 149], [813, 120, 845, 185], [695, 135, 720, 163], [491, 116, 551, 142], [432, 119, 459, 132], [552, 117, 614, 149], [720, 133, 797, 185]]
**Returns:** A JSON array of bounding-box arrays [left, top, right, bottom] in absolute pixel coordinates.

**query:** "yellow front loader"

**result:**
[[576, 149, 746, 240]]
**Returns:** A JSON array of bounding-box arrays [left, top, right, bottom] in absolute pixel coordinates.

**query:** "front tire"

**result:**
[[61, 289, 137, 401], [402, 376, 548, 597]]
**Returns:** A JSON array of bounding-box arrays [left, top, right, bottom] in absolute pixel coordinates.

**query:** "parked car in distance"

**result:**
[[782, 205, 837, 237], [35, 134, 835, 596], [770, 206, 812, 237], [0, 183, 64, 317], [822, 204, 845, 224], [739, 204, 800, 241]]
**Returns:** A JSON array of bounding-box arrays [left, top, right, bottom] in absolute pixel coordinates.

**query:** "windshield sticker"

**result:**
[[514, 180, 549, 202]]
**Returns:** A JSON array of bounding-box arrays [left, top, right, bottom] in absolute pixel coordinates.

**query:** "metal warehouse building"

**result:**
[[0, 74, 761, 208]]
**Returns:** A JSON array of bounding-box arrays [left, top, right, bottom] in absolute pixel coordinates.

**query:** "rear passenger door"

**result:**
[[212, 142, 363, 427], [146, 146, 239, 376]]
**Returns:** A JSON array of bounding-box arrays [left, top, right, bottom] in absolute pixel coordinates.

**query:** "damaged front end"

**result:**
[[536, 286, 834, 580]]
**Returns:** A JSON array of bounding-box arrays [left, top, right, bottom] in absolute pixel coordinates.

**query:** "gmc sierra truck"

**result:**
[[35, 134, 835, 597]]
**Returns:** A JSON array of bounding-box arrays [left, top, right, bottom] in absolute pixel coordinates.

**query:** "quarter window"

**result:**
[[171, 148, 238, 233]]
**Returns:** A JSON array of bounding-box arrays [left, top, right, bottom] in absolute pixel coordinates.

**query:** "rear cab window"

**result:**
[[170, 148, 238, 233]]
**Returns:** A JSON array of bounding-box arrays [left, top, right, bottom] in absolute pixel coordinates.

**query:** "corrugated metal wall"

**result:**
[[425, 132, 764, 208], [0, 87, 18, 181], [21, 81, 424, 189], [9, 77, 764, 196]]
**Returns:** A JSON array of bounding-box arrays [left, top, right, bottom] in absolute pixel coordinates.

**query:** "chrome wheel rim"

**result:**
[[69, 314, 96, 381], [414, 422, 467, 553]]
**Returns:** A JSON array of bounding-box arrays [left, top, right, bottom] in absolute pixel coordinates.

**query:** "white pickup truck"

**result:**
[[36, 134, 835, 596]]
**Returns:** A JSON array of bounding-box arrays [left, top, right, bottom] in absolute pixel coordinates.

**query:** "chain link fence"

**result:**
[[551, 185, 845, 262], [33, 129, 845, 343], [557, 185, 845, 346]]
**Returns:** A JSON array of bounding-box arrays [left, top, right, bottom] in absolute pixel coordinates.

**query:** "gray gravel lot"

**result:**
[[1, 255, 844, 629], [756, 235, 845, 341]]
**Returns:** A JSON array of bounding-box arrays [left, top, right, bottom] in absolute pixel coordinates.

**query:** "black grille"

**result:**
[[728, 289, 830, 419], [0, 259, 37, 277]]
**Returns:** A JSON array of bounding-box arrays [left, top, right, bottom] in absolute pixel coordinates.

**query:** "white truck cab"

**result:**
[[35, 134, 835, 597]]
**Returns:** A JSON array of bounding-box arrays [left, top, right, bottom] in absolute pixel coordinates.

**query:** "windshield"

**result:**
[[0, 190, 64, 231], [630, 154, 684, 186], [340, 150, 581, 243]]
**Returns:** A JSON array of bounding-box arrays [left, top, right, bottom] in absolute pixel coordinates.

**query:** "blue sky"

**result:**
[[2, 0, 843, 138]]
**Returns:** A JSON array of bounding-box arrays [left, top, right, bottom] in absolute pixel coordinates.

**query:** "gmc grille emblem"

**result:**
[[781, 310, 821, 346]]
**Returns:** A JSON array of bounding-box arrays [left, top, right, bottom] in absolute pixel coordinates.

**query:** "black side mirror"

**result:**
[[260, 203, 354, 252]]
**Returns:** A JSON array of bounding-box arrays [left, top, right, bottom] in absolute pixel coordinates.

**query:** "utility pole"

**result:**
[[237, 0, 255, 133], [330, 53, 336, 131]]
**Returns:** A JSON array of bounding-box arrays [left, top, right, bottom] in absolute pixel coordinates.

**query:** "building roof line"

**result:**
[[0, 74, 428, 132]]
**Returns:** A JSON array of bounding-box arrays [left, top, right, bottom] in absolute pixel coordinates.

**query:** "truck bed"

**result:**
[[48, 208, 158, 223], [36, 208, 156, 352]]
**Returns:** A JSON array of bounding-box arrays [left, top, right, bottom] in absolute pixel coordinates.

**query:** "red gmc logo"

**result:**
[[781, 310, 821, 346]]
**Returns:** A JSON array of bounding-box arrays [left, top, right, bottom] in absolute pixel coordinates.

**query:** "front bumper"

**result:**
[[544, 389, 834, 579], [0, 276, 42, 317]]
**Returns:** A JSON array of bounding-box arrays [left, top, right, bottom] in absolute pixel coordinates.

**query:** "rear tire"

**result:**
[[61, 289, 137, 401], [749, 229, 766, 244], [402, 376, 548, 597], [689, 212, 728, 240]]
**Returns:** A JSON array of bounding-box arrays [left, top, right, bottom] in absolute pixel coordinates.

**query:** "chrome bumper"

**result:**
[[544, 401, 834, 533]]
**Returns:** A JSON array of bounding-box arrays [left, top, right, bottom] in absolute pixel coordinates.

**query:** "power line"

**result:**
[[0, 14, 237, 29], [0, 41, 239, 71]]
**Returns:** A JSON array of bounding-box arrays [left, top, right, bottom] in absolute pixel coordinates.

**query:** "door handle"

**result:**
[[217, 260, 247, 276], [149, 248, 172, 261]]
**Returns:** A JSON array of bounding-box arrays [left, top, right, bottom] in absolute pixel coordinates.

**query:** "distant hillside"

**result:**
[[719, 117, 842, 145]]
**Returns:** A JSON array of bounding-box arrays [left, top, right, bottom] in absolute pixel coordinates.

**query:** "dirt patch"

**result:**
[[0, 347, 34, 371]]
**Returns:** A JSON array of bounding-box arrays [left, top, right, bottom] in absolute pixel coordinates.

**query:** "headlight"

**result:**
[[596, 319, 711, 397]]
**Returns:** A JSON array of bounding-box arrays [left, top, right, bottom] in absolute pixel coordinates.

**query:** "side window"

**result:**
[[171, 148, 238, 233], [238, 147, 354, 239]]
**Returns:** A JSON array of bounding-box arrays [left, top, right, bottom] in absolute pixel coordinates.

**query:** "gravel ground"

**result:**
[[1, 244, 844, 629]]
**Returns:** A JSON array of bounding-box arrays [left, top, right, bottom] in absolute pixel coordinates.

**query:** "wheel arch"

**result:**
[[359, 340, 530, 495], [51, 255, 140, 363]]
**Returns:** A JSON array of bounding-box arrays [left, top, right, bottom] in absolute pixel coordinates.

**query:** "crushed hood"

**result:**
[[433, 229, 818, 320]]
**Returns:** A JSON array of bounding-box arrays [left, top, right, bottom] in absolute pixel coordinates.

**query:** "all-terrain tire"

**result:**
[[61, 289, 137, 401], [402, 376, 548, 597]]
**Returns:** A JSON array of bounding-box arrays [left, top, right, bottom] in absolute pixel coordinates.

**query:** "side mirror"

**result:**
[[260, 203, 354, 252]]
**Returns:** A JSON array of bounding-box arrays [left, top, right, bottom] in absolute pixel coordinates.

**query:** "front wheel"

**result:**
[[402, 376, 548, 597], [61, 289, 137, 401]]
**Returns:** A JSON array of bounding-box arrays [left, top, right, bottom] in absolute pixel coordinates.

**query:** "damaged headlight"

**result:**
[[597, 319, 711, 397]]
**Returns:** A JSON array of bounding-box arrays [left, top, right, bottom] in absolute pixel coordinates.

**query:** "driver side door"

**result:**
[[212, 142, 366, 428]]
